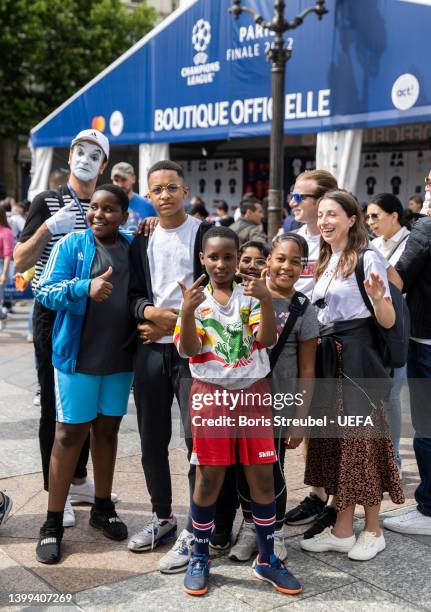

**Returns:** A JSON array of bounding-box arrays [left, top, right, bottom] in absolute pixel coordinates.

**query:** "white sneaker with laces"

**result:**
[[274, 529, 288, 561], [63, 495, 76, 528], [300, 527, 356, 553], [159, 528, 194, 573], [69, 478, 118, 505], [348, 530, 385, 561], [128, 513, 177, 552], [383, 508, 431, 535], [229, 522, 258, 561]]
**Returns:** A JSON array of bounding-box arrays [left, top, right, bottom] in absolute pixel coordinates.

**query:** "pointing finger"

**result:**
[[191, 274, 207, 289]]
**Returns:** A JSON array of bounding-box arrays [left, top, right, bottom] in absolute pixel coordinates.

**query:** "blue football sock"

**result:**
[[191, 500, 215, 557], [251, 499, 276, 564]]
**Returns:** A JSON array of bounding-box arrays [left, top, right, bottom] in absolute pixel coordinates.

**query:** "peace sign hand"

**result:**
[[239, 269, 271, 303], [178, 274, 207, 313]]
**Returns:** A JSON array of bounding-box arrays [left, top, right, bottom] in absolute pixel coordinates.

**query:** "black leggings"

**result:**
[[236, 428, 286, 531], [33, 300, 89, 491]]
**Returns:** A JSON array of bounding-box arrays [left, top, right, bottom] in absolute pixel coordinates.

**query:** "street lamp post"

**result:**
[[229, 0, 328, 241]]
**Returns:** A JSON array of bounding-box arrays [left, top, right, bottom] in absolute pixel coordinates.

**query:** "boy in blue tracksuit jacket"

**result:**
[[34, 184, 134, 565]]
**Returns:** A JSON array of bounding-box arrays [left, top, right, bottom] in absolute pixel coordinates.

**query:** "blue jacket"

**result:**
[[35, 229, 133, 373]]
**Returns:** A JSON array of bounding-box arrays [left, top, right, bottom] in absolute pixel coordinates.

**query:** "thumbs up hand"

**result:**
[[89, 266, 113, 302], [45, 203, 77, 235]]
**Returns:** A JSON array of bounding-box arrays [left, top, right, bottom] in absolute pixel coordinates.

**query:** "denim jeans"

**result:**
[[384, 365, 406, 471], [407, 340, 431, 517]]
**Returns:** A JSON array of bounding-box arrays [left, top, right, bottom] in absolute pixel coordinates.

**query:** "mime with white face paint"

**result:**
[[14, 129, 111, 527]]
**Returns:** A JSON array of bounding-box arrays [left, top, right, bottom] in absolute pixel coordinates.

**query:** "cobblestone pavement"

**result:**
[[1, 303, 430, 611]]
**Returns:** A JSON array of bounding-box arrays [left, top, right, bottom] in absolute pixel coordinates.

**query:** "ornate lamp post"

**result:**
[[229, 0, 328, 240]]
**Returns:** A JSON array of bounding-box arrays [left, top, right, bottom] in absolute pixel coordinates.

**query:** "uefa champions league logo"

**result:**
[[180, 18, 220, 85], [192, 19, 211, 65]]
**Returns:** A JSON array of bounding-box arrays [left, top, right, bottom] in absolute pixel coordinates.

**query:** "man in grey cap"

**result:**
[[111, 162, 157, 232], [14, 129, 116, 528]]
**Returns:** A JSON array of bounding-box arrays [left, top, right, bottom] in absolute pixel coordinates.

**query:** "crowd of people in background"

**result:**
[[1, 129, 431, 598]]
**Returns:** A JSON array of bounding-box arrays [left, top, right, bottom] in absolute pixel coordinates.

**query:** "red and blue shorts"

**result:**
[[189, 378, 276, 466]]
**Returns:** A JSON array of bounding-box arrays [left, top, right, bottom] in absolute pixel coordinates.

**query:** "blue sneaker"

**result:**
[[183, 554, 211, 596], [252, 554, 302, 595]]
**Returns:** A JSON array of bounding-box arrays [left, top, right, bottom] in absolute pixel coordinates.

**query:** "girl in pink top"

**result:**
[[0, 207, 14, 311]]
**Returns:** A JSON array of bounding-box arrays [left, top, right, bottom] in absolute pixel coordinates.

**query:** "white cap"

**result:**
[[71, 129, 110, 159]]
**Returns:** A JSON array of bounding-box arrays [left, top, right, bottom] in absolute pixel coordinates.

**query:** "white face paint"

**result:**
[[70, 142, 103, 182]]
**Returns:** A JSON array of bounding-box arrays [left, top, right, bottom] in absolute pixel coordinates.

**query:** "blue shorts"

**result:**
[[54, 369, 134, 424]]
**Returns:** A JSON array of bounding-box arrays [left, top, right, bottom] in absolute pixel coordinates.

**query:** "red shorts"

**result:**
[[190, 379, 276, 466]]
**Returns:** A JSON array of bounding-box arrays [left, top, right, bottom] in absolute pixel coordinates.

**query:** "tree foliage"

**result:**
[[0, 0, 157, 139]]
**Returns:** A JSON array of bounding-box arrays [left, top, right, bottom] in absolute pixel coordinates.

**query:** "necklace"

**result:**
[[312, 256, 340, 310]]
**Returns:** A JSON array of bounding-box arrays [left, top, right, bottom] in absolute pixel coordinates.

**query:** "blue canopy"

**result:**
[[30, 0, 431, 148]]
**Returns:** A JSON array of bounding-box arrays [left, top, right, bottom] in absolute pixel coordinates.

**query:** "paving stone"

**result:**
[[279, 581, 422, 611], [289, 529, 431, 610], [210, 547, 356, 610], [0, 548, 58, 609], [75, 570, 253, 611]]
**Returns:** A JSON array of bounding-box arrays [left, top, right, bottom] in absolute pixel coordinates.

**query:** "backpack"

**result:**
[[268, 291, 310, 374], [355, 250, 410, 369]]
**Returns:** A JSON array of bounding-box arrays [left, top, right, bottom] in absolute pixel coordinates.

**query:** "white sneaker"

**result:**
[[128, 513, 177, 552], [159, 528, 194, 573], [63, 495, 76, 527], [274, 529, 288, 561], [69, 478, 118, 505], [348, 531, 385, 561], [383, 508, 431, 535], [229, 522, 258, 561], [300, 527, 356, 553]]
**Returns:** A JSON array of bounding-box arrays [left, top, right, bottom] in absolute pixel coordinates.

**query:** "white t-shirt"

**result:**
[[312, 250, 391, 325], [294, 225, 321, 298], [371, 226, 410, 267], [147, 215, 201, 343], [174, 284, 270, 389]]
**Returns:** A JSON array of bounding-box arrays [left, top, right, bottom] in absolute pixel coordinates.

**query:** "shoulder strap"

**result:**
[[386, 233, 409, 260], [269, 292, 309, 372], [354, 250, 374, 317]]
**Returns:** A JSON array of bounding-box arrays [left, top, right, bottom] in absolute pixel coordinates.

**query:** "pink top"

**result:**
[[0, 225, 14, 259]]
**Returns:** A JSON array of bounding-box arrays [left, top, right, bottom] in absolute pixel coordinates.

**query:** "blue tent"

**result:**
[[30, 0, 431, 148]]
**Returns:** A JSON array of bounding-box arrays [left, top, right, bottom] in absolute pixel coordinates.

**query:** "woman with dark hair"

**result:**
[[366, 193, 410, 478], [366, 193, 410, 266], [300, 190, 404, 561]]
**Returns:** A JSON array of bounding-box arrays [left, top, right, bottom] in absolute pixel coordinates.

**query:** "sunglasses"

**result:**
[[288, 193, 317, 204], [425, 177, 431, 186], [365, 213, 379, 221]]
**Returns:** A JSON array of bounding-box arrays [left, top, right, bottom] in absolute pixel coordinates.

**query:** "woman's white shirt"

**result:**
[[371, 226, 410, 266], [312, 249, 390, 325]]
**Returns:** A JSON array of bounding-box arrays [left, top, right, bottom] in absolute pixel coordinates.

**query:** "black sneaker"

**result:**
[[209, 526, 231, 550], [284, 494, 327, 525], [303, 506, 337, 539], [0, 491, 12, 526], [36, 522, 64, 564], [90, 504, 128, 541]]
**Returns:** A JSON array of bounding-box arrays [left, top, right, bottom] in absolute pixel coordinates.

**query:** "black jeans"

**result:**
[[133, 341, 238, 530], [33, 300, 89, 491]]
